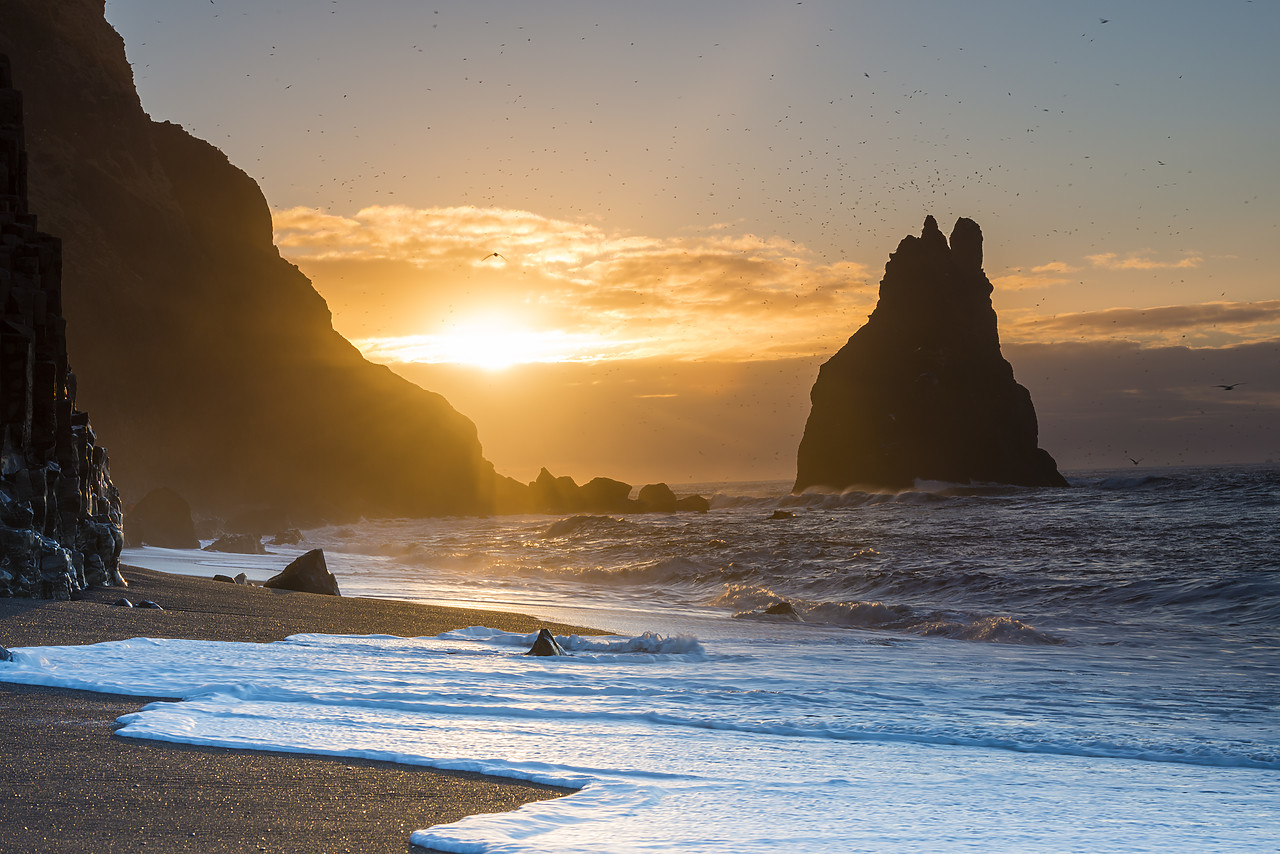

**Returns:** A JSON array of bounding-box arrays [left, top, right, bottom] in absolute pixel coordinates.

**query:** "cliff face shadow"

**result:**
[[795, 215, 1067, 492], [0, 2, 499, 520], [0, 52, 124, 598]]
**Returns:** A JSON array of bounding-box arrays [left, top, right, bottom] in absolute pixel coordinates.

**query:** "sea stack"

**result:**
[[794, 216, 1067, 492], [0, 55, 123, 598]]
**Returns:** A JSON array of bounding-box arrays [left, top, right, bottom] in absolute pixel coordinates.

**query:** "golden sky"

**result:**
[[105, 1, 1280, 480]]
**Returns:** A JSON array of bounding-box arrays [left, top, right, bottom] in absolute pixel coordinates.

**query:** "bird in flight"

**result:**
[[481, 252, 505, 262], [1128, 457, 1142, 466], [1099, 18, 1110, 24], [1216, 382, 1244, 391]]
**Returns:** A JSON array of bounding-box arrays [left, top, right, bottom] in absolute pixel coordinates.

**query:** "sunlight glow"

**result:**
[[355, 321, 630, 370]]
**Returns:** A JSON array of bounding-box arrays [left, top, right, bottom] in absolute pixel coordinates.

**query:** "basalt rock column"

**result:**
[[0, 55, 123, 598], [794, 216, 1067, 492]]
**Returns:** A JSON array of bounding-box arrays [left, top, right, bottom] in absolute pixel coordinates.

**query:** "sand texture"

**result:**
[[0, 567, 597, 853]]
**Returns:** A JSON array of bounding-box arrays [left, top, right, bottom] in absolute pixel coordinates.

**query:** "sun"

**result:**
[[354, 316, 621, 370], [428, 323, 553, 371]]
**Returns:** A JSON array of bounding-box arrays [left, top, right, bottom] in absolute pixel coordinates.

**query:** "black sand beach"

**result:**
[[0, 567, 598, 853]]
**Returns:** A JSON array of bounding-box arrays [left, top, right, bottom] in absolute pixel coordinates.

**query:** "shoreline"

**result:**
[[0, 566, 602, 853]]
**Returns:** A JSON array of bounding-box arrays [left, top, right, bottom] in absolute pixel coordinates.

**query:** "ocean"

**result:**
[[3, 465, 1277, 852]]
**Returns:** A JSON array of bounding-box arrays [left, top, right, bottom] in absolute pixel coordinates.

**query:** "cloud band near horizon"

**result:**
[[274, 204, 1278, 364]]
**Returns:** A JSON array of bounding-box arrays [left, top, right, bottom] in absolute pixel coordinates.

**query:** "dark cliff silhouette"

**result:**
[[795, 216, 1067, 492], [0, 54, 123, 597], [0, 0, 501, 519]]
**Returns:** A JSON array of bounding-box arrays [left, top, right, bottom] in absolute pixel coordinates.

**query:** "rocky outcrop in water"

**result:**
[[0, 54, 123, 598], [524, 468, 708, 514], [0, 0, 499, 520], [203, 533, 266, 555], [525, 628, 567, 657], [795, 216, 1067, 491]]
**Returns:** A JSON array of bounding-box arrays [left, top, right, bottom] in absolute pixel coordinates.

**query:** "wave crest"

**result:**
[[716, 584, 1061, 644]]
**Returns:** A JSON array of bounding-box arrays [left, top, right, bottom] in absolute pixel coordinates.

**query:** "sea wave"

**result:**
[[437, 626, 708, 660], [1097, 474, 1176, 490], [542, 515, 640, 539], [715, 584, 1063, 644]]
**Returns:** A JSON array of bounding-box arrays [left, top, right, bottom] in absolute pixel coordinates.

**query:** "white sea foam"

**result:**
[[2, 623, 1276, 853], [85, 466, 1280, 851]]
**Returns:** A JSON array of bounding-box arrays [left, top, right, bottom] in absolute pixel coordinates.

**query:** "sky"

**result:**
[[103, 0, 1279, 483]]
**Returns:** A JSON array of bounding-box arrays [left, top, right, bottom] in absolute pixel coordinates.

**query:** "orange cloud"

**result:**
[[1032, 262, 1078, 274], [991, 260, 1079, 291], [1086, 252, 1203, 270], [274, 204, 877, 363]]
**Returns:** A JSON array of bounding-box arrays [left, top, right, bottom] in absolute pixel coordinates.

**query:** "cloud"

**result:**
[[992, 249, 1210, 292], [991, 261, 1079, 291], [1005, 339, 1280, 469], [274, 204, 877, 362], [1086, 252, 1203, 270], [1032, 262, 1078, 274], [1009, 300, 1280, 346]]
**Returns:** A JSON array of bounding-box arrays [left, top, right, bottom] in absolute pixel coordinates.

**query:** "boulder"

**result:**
[[125, 487, 198, 549], [524, 628, 567, 657], [579, 477, 633, 512], [530, 468, 584, 514], [637, 483, 678, 513], [269, 528, 303, 546], [675, 494, 710, 513], [263, 549, 340, 596], [795, 216, 1068, 491], [202, 533, 266, 555]]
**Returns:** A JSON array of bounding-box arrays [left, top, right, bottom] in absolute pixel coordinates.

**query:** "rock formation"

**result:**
[[203, 533, 266, 555], [0, 1, 499, 520], [263, 549, 339, 596], [637, 483, 678, 513], [795, 216, 1067, 491], [0, 54, 123, 598], [123, 486, 198, 549], [525, 628, 567, 657], [524, 467, 708, 514]]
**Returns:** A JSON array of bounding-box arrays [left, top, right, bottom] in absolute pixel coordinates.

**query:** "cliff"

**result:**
[[0, 0, 500, 519], [0, 54, 123, 597], [795, 216, 1067, 491]]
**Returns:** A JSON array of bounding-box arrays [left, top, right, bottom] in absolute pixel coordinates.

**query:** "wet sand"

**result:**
[[0, 567, 599, 853]]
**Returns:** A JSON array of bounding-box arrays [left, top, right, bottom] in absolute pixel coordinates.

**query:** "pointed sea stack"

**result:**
[[794, 216, 1067, 492], [0, 55, 123, 598]]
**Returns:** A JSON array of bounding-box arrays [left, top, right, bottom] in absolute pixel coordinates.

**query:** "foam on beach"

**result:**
[[2, 626, 1276, 853]]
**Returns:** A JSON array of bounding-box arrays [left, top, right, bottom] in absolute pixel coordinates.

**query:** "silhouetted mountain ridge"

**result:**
[[1, 0, 499, 519]]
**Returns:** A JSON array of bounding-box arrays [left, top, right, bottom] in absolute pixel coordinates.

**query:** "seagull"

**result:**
[[1216, 382, 1244, 391], [1128, 457, 1142, 466], [481, 252, 505, 262], [1099, 18, 1110, 24]]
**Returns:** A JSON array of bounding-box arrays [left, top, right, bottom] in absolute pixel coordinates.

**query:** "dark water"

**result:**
[[101, 465, 1278, 850], [315, 464, 1279, 653]]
